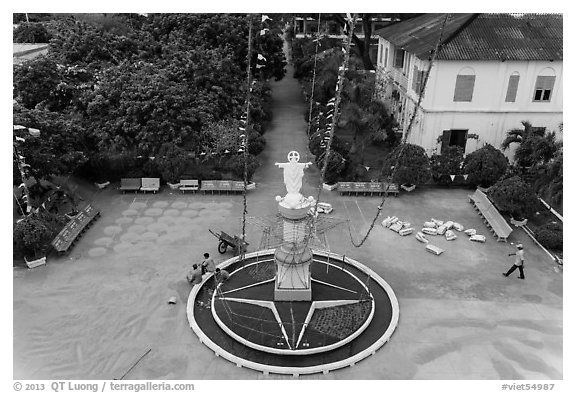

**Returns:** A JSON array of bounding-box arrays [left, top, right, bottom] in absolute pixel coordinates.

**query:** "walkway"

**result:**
[[251, 58, 321, 201]]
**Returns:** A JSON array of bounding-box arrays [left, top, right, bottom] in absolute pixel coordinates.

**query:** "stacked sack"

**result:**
[[463, 228, 486, 242], [382, 216, 415, 236], [420, 218, 464, 242]]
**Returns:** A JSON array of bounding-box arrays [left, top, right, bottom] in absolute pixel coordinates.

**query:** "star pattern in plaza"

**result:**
[[213, 260, 373, 350]]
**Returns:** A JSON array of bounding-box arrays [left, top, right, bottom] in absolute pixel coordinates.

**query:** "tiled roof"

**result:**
[[375, 13, 563, 61]]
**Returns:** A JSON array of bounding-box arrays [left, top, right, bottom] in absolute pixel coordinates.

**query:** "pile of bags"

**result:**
[[383, 215, 487, 250], [382, 216, 415, 236], [419, 218, 463, 242]]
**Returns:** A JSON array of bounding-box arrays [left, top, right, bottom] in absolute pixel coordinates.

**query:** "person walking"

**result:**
[[503, 244, 525, 279], [201, 253, 216, 275]]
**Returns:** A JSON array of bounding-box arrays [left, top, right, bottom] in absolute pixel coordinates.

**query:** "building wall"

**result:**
[[413, 111, 563, 158], [375, 37, 563, 159]]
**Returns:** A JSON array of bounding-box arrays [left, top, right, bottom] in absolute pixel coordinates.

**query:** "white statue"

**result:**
[[275, 151, 313, 208]]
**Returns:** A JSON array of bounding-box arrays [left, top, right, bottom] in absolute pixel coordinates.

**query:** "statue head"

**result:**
[[287, 151, 300, 163]]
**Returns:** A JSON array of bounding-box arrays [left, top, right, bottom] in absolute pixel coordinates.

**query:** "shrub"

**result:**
[[430, 146, 464, 185], [248, 131, 266, 156], [13, 22, 52, 43], [223, 154, 260, 181], [487, 176, 540, 218], [340, 162, 371, 182], [534, 222, 562, 250], [463, 144, 508, 187], [308, 131, 348, 159], [154, 143, 190, 183], [316, 150, 347, 184], [13, 216, 54, 258], [80, 152, 140, 182], [381, 143, 431, 185]]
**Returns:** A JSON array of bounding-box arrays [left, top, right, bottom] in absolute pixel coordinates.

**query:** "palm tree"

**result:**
[[502, 121, 560, 168], [501, 121, 541, 151]]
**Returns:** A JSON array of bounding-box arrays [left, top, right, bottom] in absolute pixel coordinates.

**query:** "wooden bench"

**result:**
[[216, 180, 233, 194], [384, 183, 399, 197], [338, 182, 353, 195], [140, 177, 160, 193], [120, 178, 141, 193], [200, 180, 216, 194], [338, 181, 399, 197], [51, 204, 101, 255], [201, 180, 255, 194], [180, 179, 199, 193], [231, 181, 245, 193], [468, 189, 513, 242]]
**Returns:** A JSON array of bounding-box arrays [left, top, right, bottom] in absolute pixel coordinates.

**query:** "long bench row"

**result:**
[[468, 189, 513, 242], [200, 180, 256, 194], [120, 178, 256, 194], [51, 204, 101, 255], [338, 182, 399, 196]]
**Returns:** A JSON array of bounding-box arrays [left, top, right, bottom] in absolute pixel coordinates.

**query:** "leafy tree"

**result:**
[[84, 62, 206, 154], [488, 176, 540, 218], [13, 22, 52, 43], [502, 121, 560, 167], [254, 29, 286, 81], [339, 99, 394, 164], [14, 57, 95, 111], [154, 143, 191, 183], [13, 108, 89, 184], [381, 143, 431, 185], [430, 146, 465, 184], [534, 222, 562, 251], [13, 57, 60, 110], [13, 215, 54, 258], [463, 144, 508, 187], [315, 150, 347, 184], [327, 13, 421, 70], [309, 130, 348, 159], [515, 131, 560, 168], [533, 149, 563, 208]]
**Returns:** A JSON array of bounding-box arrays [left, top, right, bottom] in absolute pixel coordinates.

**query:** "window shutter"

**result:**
[[453, 75, 476, 102], [535, 76, 555, 90], [440, 130, 451, 154], [384, 48, 388, 68], [534, 76, 555, 101], [505, 75, 520, 102], [394, 49, 404, 68], [418, 70, 425, 93], [412, 65, 419, 92]]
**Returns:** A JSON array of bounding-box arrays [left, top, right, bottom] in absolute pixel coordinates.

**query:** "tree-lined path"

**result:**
[[250, 37, 321, 201]]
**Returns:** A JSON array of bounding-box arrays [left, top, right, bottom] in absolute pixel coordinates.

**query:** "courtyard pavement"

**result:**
[[13, 62, 562, 380]]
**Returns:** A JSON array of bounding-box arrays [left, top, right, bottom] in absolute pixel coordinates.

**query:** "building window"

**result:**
[[533, 75, 555, 102], [453, 70, 476, 102], [412, 66, 425, 94], [505, 73, 520, 102], [393, 49, 404, 68], [384, 47, 388, 68], [403, 54, 411, 75], [441, 129, 468, 153]]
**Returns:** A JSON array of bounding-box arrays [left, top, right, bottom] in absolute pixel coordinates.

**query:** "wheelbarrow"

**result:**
[[209, 229, 249, 255]]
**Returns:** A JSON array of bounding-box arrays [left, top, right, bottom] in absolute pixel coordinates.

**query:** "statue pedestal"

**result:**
[[274, 200, 313, 302]]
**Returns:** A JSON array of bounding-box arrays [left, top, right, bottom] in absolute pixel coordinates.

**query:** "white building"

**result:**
[[374, 13, 563, 158]]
